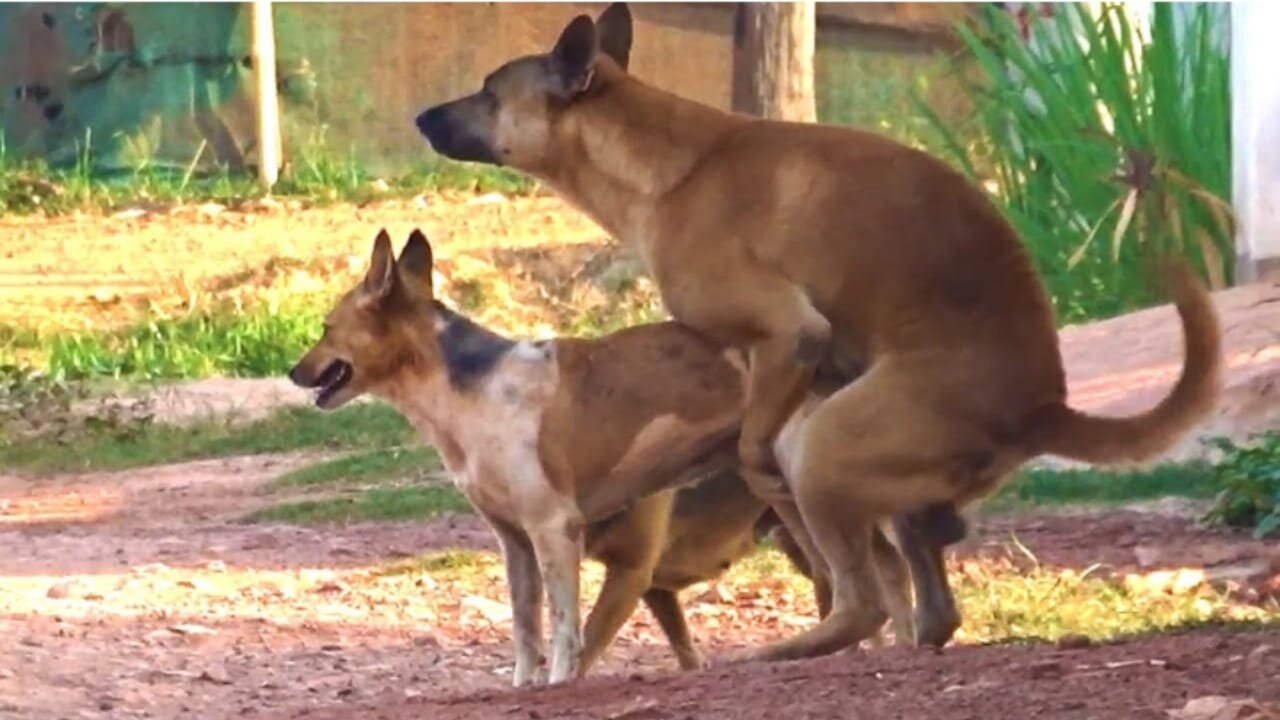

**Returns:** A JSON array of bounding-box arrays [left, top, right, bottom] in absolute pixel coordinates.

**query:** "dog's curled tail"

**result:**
[[1026, 258, 1222, 465]]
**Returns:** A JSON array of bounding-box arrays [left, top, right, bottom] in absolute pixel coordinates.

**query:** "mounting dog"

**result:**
[[288, 229, 919, 685], [415, 2, 1222, 662]]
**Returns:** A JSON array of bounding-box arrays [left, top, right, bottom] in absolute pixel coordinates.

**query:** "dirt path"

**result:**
[[288, 628, 1280, 720], [2, 455, 1278, 719]]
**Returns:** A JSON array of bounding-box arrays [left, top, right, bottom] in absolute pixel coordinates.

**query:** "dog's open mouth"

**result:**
[[313, 360, 353, 408]]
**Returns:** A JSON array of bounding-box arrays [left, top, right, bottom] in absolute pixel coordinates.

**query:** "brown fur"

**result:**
[[289, 229, 917, 684], [416, 2, 1223, 662]]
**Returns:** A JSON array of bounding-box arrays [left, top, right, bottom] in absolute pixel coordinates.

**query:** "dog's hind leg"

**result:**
[[871, 523, 915, 647], [579, 493, 672, 675], [892, 507, 964, 648], [763, 512, 832, 618], [643, 588, 702, 670], [487, 516, 545, 686], [740, 365, 967, 662]]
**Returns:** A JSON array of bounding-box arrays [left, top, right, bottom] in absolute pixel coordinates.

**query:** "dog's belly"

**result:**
[[651, 531, 757, 591]]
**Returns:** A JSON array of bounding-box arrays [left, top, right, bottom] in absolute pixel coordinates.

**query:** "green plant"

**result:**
[[921, 3, 1232, 323], [1203, 433, 1280, 538]]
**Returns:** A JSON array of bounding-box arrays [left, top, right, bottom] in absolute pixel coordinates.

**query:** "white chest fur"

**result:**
[[390, 341, 562, 527]]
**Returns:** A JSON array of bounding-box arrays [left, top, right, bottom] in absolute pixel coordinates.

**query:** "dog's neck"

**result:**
[[541, 67, 746, 242], [374, 304, 555, 471]]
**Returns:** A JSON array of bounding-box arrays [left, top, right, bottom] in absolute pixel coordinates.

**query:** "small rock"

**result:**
[[169, 623, 217, 637], [413, 635, 439, 648], [321, 644, 344, 652], [46, 580, 79, 599], [199, 667, 232, 685], [1057, 633, 1093, 650], [313, 580, 347, 594], [19, 637, 41, 648]]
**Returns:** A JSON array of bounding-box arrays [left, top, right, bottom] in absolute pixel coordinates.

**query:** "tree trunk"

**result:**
[[731, 2, 817, 122]]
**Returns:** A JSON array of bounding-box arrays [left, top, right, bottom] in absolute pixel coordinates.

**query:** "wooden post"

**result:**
[[731, 2, 816, 122], [1232, 2, 1280, 283], [250, 0, 281, 191]]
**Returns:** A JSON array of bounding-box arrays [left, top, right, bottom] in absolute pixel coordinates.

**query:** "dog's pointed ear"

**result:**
[[362, 228, 397, 302], [597, 3, 632, 71], [398, 228, 434, 294], [550, 14, 597, 97]]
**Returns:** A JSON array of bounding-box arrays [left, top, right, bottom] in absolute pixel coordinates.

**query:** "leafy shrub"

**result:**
[[921, 3, 1232, 323], [1203, 433, 1280, 539]]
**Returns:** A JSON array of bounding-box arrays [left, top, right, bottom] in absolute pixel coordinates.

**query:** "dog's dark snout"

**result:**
[[416, 106, 449, 144]]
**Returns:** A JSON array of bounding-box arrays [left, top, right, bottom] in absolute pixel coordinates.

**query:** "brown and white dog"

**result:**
[[415, 3, 1223, 662], [288, 229, 919, 685]]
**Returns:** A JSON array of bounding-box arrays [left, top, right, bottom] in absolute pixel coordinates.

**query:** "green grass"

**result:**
[[0, 402, 413, 474], [269, 446, 441, 490], [245, 484, 470, 524], [0, 136, 538, 216], [991, 462, 1217, 510], [43, 305, 325, 381]]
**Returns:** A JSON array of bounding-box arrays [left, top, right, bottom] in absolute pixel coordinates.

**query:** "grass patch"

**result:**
[[991, 462, 1217, 510], [950, 557, 1272, 644], [246, 484, 470, 524], [270, 446, 441, 491], [377, 549, 491, 577], [0, 140, 537, 216], [0, 402, 412, 475], [44, 305, 325, 381]]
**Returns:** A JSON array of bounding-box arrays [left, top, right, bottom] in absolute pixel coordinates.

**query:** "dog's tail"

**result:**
[[1024, 258, 1222, 465]]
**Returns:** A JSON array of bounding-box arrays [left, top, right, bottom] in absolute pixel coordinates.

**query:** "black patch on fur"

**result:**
[[433, 301, 514, 390], [42, 102, 63, 121]]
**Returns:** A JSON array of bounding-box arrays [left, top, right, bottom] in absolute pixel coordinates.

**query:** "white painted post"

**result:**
[[1232, 2, 1280, 283], [251, 0, 281, 191]]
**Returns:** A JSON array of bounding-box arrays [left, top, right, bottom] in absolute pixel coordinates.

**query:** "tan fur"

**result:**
[[289, 230, 916, 685], [415, 2, 1224, 662]]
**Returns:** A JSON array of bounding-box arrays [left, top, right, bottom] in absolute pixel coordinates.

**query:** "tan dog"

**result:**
[[288, 229, 916, 684], [415, 2, 1223, 662]]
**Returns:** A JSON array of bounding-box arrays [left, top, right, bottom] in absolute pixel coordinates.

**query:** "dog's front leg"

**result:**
[[487, 517, 545, 686], [529, 509, 585, 684]]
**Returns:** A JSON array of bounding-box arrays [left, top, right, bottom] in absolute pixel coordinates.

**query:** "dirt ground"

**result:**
[[3, 201, 1280, 718], [2, 453, 1278, 720]]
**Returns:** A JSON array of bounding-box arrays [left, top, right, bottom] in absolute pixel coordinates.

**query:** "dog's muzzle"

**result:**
[[415, 105, 499, 165]]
